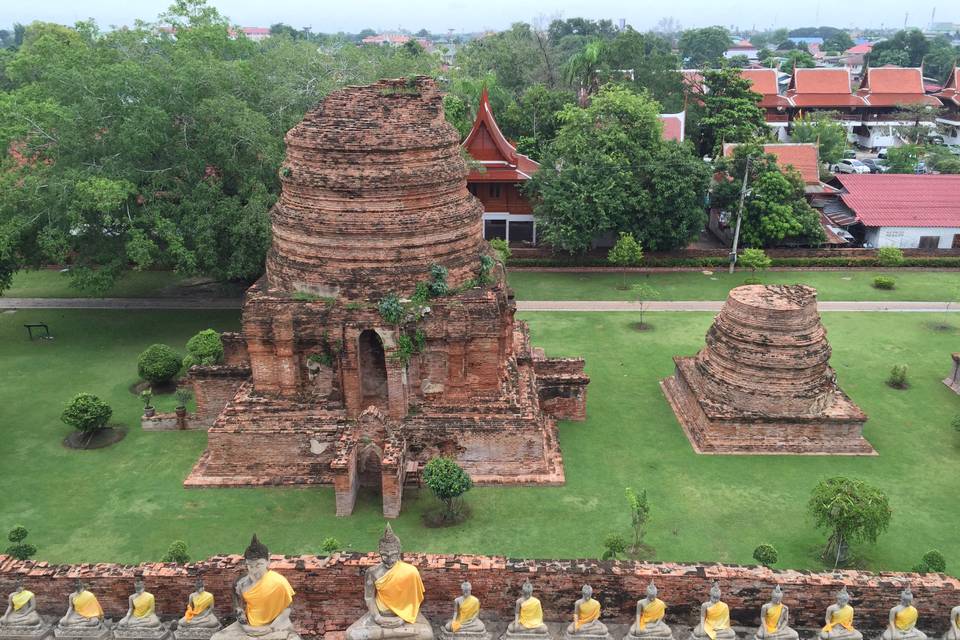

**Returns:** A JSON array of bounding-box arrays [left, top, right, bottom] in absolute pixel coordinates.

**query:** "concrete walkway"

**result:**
[[2, 298, 959, 313]]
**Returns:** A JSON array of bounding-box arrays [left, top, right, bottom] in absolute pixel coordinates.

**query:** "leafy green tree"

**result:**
[[183, 329, 224, 369], [423, 457, 473, 521], [6, 526, 37, 561], [601, 29, 685, 112], [877, 246, 905, 267], [869, 29, 929, 67], [885, 145, 925, 174], [912, 549, 946, 574], [607, 232, 644, 289], [783, 49, 816, 69], [924, 36, 960, 83], [752, 543, 779, 567], [601, 533, 628, 560], [162, 540, 190, 563], [625, 487, 650, 553], [808, 476, 892, 568], [678, 26, 731, 67], [630, 283, 658, 329], [693, 68, 768, 156], [927, 146, 960, 174], [500, 84, 576, 160], [61, 393, 113, 434], [456, 22, 559, 96], [528, 85, 709, 254], [564, 39, 605, 105], [738, 248, 772, 277], [138, 344, 183, 384], [790, 112, 847, 166], [823, 31, 854, 52]]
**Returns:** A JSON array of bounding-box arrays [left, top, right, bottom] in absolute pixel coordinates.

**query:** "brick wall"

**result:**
[[187, 366, 250, 426], [3, 554, 957, 639]]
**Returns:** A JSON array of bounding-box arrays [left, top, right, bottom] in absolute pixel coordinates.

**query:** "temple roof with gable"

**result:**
[[462, 88, 540, 183], [934, 66, 959, 107]]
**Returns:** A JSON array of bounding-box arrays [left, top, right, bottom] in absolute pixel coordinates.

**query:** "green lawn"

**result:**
[[507, 269, 960, 302], [3, 270, 246, 298], [2, 309, 959, 572]]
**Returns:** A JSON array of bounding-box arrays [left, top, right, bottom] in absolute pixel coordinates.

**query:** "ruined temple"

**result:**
[[185, 77, 589, 515], [661, 284, 872, 455]]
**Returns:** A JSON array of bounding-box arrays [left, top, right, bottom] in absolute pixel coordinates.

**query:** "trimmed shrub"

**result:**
[[6, 526, 37, 561], [601, 533, 628, 560], [872, 275, 895, 289], [162, 540, 189, 563], [137, 344, 183, 383], [739, 248, 772, 274], [423, 456, 473, 521], [61, 393, 112, 433], [752, 543, 779, 567], [877, 246, 905, 267], [887, 364, 909, 389], [183, 329, 224, 369], [912, 549, 946, 573]]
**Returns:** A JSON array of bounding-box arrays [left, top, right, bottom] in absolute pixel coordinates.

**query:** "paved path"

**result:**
[[2, 298, 959, 313]]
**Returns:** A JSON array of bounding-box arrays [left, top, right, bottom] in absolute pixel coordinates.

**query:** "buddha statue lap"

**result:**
[[345, 525, 433, 640], [210, 535, 300, 640], [115, 578, 169, 640], [439, 582, 488, 640], [54, 581, 109, 640], [174, 579, 221, 640], [627, 582, 673, 640], [563, 586, 610, 640], [0, 579, 51, 640], [503, 581, 549, 640], [692, 582, 736, 640], [880, 589, 926, 640], [943, 606, 960, 640], [819, 587, 862, 640], [754, 587, 797, 640]]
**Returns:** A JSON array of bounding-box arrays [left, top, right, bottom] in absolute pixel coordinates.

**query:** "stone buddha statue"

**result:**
[[209, 535, 299, 640], [819, 587, 862, 640], [755, 587, 796, 640], [345, 524, 433, 640], [944, 605, 960, 640], [1, 578, 48, 636], [115, 578, 167, 637], [175, 579, 221, 639], [693, 582, 736, 640], [627, 582, 672, 640], [564, 585, 610, 640], [882, 589, 926, 640], [505, 581, 548, 638], [440, 582, 486, 639], [55, 580, 108, 638]]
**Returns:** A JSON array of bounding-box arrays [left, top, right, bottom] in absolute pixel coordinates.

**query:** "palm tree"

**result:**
[[564, 40, 605, 107]]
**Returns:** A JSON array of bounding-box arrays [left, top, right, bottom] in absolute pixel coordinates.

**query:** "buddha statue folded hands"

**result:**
[[1, 579, 45, 631], [881, 589, 926, 640], [563, 586, 610, 640], [440, 582, 487, 640], [754, 587, 797, 640], [177, 580, 220, 633], [627, 582, 673, 640], [944, 605, 960, 640], [819, 588, 862, 640], [55, 581, 108, 640], [693, 583, 736, 640], [504, 581, 549, 638]]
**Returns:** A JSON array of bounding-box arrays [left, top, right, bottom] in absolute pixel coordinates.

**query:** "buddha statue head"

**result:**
[[195, 578, 205, 593], [13, 577, 23, 592], [581, 585, 593, 601], [771, 585, 783, 604], [133, 577, 145, 594], [709, 582, 721, 603], [461, 582, 472, 598], [521, 581, 534, 599], [900, 588, 913, 607], [646, 581, 658, 600], [74, 579, 87, 594], [378, 524, 402, 568], [244, 534, 270, 581], [836, 587, 850, 607]]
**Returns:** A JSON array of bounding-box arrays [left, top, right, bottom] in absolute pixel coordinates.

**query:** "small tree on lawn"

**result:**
[[423, 457, 474, 522], [630, 284, 659, 330], [6, 526, 37, 561], [752, 543, 779, 567], [608, 232, 644, 290], [183, 329, 224, 369], [601, 533, 628, 560], [738, 248, 772, 282], [625, 487, 650, 554], [912, 549, 946, 574], [61, 393, 112, 444], [162, 540, 190, 563], [137, 344, 183, 385], [808, 476, 892, 569]]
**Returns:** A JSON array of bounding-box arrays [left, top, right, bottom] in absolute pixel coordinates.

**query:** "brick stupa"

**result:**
[[185, 77, 589, 516], [660, 284, 872, 455]]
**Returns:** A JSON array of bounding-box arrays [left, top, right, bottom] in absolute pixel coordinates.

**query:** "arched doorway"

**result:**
[[359, 329, 388, 409], [357, 443, 383, 490]]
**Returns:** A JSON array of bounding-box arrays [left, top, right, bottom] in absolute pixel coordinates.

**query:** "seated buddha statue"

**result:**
[[176, 579, 221, 634], [505, 581, 548, 637], [819, 588, 862, 640], [564, 585, 610, 640], [882, 589, 926, 640], [693, 582, 736, 640], [345, 525, 433, 640], [755, 586, 797, 640], [627, 582, 672, 640], [210, 535, 299, 640], [116, 577, 165, 634], [1, 578, 46, 632], [441, 582, 486, 638], [57, 580, 107, 632], [944, 605, 960, 640]]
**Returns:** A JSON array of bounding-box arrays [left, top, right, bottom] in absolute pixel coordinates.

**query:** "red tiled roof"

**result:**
[[934, 66, 959, 107], [786, 68, 865, 108], [740, 68, 792, 108], [241, 27, 271, 35], [856, 67, 941, 107], [462, 88, 540, 182], [723, 143, 821, 185], [836, 174, 960, 227], [659, 112, 685, 142], [845, 43, 873, 55]]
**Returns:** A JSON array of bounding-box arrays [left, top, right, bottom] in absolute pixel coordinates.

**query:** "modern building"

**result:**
[[853, 67, 941, 149], [935, 66, 960, 145], [462, 88, 540, 245]]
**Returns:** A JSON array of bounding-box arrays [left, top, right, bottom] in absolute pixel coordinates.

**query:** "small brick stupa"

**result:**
[[661, 284, 872, 455], [185, 77, 589, 516]]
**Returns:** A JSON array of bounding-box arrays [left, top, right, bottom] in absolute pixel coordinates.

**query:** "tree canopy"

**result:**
[[678, 26, 731, 68], [790, 112, 847, 166], [691, 67, 768, 156]]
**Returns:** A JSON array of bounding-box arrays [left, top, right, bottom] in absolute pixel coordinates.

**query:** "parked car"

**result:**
[[833, 159, 871, 174], [860, 158, 888, 173], [877, 148, 889, 159]]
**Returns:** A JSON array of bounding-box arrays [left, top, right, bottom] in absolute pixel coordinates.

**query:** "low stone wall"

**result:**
[[141, 412, 193, 431], [187, 365, 250, 426], [3, 554, 958, 640]]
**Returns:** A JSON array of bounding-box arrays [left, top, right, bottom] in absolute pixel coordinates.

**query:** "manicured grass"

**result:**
[[2, 309, 959, 572], [5, 270, 186, 298], [507, 269, 960, 302]]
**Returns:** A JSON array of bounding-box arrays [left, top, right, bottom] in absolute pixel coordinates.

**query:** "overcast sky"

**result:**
[[1, 0, 956, 33]]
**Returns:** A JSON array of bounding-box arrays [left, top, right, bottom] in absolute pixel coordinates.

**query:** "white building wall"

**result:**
[[865, 226, 960, 248]]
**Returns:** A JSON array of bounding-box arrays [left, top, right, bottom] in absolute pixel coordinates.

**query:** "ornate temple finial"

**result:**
[[378, 524, 401, 554], [244, 534, 270, 560]]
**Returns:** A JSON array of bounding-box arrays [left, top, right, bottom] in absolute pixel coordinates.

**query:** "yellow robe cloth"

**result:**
[[895, 607, 918, 631], [73, 591, 103, 620], [243, 570, 295, 627], [374, 561, 424, 624], [452, 595, 480, 632], [575, 599, 601, 631], [518, 597, 544, 629], [638, 599, 666, 631], [12, 591, 34, 611], [185, 592, 215, 622], [704, 602, 730, 640], [823, 605, 855, 633], [764, 604, 783, 634], [133, 592, 155, 618]]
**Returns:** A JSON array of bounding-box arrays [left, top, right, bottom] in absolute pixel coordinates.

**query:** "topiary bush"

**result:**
[[137, 344, 183, 384], [887, 364, 909, 389], [161, 540, 189, 563], [872, 275, 896, 290], [752, 543, 779, 567], [61, 393, 113, 433], [912, 549, 946, 573], [6, 526, 37, 561], [182, 329, 224, 369], [877, 246, 905, 267]]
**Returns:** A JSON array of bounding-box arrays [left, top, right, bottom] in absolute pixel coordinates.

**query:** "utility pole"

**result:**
[[728, 156, 752, 275]]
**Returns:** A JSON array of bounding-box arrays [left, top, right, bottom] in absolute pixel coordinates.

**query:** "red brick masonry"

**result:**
[[3, 554, 957, 639]]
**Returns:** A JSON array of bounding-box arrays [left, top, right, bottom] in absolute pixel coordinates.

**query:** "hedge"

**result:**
[[508, 256, 960, 269]]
